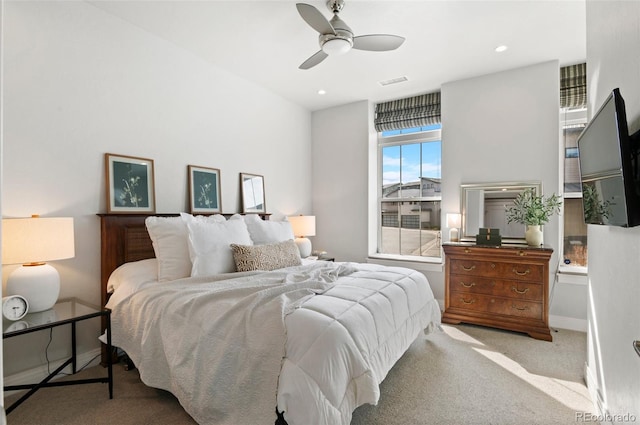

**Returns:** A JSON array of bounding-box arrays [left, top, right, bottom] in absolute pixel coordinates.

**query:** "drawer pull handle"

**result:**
[[461, 298, 476, 305], [460, 281, 476, 288], [518, 250, 526, 257], [512, 286, 530, 294], [512, 268, 530, 276], [462, 265, 476, 272], [512, 305, 529, 311], [464, 248, 471, 253]]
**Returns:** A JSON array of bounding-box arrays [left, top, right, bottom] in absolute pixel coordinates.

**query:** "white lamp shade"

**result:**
[[446, 213, 462, 229], [2, 216, 75, 265], [288, 215, 316, 237], [288, 215, 316, 258], [2, 216, 75, 312]]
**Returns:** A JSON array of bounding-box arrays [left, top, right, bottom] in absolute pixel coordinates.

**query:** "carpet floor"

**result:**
[[4, 324, 598, 424]]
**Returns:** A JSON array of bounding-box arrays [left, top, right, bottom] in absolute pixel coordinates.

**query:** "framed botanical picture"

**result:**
[[240, 173, 266, 213], [105, 153, 156, 214], [189, 165, 222, 214]]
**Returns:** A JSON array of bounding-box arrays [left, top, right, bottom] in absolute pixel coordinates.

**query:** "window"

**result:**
[[561, 107, 588, 269], [379, 125, 442, 259], [559, 63, 588, 272]]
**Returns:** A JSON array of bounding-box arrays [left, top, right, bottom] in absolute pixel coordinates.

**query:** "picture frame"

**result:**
[[189, 165, 222, 214], [240, 173, 266, 213], [105, 153, 156, 214]]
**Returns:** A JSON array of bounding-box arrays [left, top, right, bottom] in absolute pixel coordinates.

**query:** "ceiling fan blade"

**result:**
[[352, 34, 405, 52], [299, 50, 329, 70], [296, 3, 335, 35]]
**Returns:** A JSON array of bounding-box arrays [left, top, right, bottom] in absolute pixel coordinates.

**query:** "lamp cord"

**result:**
[[45, 328, 53, 375], [45, 328, 101, 377]]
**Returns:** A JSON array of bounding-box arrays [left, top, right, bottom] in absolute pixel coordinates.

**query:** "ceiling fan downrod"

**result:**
[[326, 0, 345, 14]]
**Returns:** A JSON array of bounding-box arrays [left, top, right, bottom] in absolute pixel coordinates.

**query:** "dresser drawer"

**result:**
[[450, 259, 543, 282], [449, 275, 543, 301], [449, 292, 542, 320]]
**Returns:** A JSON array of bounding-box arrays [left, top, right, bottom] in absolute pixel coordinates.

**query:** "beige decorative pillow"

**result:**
[[231, 240, 302, 272]]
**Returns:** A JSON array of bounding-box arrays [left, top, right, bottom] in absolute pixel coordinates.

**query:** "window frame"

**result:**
[[377, 126, 443, 261], [560, 107, 588, 274]]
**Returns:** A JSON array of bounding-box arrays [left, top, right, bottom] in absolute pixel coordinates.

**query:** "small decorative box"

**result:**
[[475, 233, 502, 246], [478, 228, 500, 236]]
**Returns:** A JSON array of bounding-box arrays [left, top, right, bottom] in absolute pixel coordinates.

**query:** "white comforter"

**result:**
[[107, 261, 440, 425]]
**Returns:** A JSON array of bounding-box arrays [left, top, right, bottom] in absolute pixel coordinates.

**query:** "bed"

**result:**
[[99, 213, 441, 425]]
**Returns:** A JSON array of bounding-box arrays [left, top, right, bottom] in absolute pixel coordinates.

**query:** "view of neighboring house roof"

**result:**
[[382, 177, 442, 198]]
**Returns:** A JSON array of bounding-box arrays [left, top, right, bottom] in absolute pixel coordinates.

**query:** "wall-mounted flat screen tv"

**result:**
[[577, 88, 640, 227]]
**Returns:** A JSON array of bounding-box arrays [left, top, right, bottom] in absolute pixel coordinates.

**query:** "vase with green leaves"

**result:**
[[505, 188, 562, 246]]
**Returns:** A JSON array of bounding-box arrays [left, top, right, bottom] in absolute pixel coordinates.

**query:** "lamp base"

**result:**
[[294, 237, 312, 258], [6, 263, 60, 313], [449, 227, 460, 242]]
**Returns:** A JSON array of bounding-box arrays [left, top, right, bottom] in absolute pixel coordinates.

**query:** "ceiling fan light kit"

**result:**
[[321, 37, 352, 55], [297, 0, 405, 69]]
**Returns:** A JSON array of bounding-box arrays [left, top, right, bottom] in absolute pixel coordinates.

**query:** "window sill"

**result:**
[[367, 253, 443, 272], [557, 265, 588, 285], [558, 264, 587, 275]]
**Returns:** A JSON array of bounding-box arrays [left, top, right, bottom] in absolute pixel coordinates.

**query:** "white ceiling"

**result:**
[[89, 0, 586, 111]]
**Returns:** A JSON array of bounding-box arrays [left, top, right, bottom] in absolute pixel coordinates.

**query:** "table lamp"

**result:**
[[2, 215, 75, 312], [446, 213, 462, 242], [288, 215, 316, 258]]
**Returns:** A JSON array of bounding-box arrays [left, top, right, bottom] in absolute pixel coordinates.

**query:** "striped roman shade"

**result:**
[[560, 63, 586, 109], [374, 91, 441, 132]]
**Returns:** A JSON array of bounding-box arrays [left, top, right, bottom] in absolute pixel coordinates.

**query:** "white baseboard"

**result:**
[[584, 362, 612, 425], [549, 314, 588, 332], [4, 348, 102, 397]]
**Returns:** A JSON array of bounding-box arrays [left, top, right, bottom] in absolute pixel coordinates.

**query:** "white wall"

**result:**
[[2, 1, 312, 376], [441, 61, 561, 250], [311, 101, 371, 263], [0, 0, 5, 404], [441, 61, 588, 326], [314, 62, 588, 327], [585, 1, 640, 420]]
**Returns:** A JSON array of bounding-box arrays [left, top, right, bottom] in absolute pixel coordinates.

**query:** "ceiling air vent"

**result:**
[[379, 76, 408, 86]]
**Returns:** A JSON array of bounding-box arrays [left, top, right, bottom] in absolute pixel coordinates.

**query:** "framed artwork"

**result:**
[[105, 153, 156, 214], [189, 165, 222, 214], [240, 173, 266, 213]]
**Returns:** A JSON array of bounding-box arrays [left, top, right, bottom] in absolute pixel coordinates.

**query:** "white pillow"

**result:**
[[187, 215, 253, 276], [244, 214, 294, 245], [146, 214, 226, 282], [180, 212, 227, 224], [107, 258, 158, 293], [146, 216, 191, 282]]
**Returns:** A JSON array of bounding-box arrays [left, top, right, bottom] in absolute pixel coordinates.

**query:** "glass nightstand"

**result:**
[[3, 297, 113, 414]]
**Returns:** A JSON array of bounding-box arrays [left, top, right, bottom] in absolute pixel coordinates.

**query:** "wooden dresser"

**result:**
[[442, 243, 554, 341]]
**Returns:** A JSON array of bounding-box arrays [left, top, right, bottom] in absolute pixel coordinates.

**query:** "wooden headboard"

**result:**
[[97, 213, 270, 308]]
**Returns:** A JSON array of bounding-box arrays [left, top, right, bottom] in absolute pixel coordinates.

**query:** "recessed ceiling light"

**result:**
[[318, 89, 326, 95], [495, 45, 508, 53]]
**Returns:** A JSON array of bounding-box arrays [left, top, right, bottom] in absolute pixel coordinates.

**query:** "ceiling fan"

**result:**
[[296, 0, 405, 70]]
